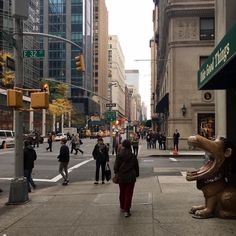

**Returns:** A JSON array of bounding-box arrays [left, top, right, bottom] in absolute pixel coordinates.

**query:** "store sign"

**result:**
[[198, 23, 236, 89]]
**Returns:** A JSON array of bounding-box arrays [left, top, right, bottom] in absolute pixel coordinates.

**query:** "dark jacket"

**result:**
[[114, 148, 139, 184], [24, 145, 37, 170], [57, 144, 70, 162], [92, 143, 109, 162]]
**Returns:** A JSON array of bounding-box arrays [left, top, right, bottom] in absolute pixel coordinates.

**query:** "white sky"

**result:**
[[105, 0, 154, 119]]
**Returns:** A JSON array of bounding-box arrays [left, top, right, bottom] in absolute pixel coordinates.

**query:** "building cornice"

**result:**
[[166, 2, 214, 18], [169, 40, 214, 49]]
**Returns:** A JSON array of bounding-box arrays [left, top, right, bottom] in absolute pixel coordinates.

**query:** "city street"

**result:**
[[1, 139, 236, 236], [0, 138, 203, 199]]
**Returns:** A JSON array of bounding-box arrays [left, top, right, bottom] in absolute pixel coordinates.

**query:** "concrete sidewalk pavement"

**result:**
[[0, 146, 236, 235], [0, 174, 236, 235]]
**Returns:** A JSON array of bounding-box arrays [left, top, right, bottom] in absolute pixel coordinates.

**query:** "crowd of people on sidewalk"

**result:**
[[145, 131, 167, 150]]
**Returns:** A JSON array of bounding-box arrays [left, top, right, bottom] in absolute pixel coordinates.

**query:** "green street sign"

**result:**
[[105, 111, 116, 121], [23, 50, 45, 58]]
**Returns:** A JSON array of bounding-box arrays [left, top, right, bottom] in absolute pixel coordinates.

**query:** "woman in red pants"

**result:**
[[114, 139, 139, 217]]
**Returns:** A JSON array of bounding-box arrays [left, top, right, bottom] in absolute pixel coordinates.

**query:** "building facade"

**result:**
[[125, 69, 142, 122], [0, 0, 41, 131], [155, 0, 215, 149], [39, 0, 96, 120], [108, 35, 126, 119], [93, 0, 108, 117]]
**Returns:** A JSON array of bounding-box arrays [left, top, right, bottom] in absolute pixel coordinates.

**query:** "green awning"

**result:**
[[198, 23, 236, 90]]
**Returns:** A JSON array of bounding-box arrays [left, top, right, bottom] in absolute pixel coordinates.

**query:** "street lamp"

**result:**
[[181, 104, 187, 116]]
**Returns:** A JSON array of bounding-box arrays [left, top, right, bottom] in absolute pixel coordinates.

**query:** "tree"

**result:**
[[0, 51, 15, 87]]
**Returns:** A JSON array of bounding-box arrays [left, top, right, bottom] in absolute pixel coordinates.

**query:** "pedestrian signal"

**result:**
[[75, 54, 85, 72]]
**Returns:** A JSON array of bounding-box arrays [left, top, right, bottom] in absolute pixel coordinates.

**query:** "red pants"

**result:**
[[119, 182, 135, 212]]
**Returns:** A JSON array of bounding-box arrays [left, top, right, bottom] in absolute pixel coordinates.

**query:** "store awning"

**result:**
[[156, 93, 169, 113], [198, 23, 236, 90]]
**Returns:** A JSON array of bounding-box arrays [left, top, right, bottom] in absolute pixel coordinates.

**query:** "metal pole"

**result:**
[[8, 17, 29, 204], [109, 83, 113, 154]]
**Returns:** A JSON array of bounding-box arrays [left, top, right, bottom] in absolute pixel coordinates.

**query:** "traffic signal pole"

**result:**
[[8, 11, 29, 204]]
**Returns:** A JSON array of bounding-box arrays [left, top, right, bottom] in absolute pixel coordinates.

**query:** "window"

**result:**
[[199, 56, 208, 68], [200, 18, 214, 40]]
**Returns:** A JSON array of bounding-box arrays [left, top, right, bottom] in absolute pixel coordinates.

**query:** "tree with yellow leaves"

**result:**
[[0, 51, 15, 86]]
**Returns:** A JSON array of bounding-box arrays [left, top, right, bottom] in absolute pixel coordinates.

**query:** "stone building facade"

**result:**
[[155, 0, 215, 149]]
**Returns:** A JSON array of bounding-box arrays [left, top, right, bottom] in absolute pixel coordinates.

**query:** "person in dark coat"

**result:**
[[173, 129, 180, 152], [24, 140, 37, 192], [46, 133, 53, 152], [114, 139, 139, 217], [92, 137, 109, 184], [57, 138, 70, 185]]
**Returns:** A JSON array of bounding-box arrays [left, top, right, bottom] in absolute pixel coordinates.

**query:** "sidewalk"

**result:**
[[0, 149, 235, 235]]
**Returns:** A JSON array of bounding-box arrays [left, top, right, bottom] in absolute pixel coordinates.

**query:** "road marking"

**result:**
[[169, 158, 178, 162], [51, 158, 93, 182], [0, 158, 94, 183]]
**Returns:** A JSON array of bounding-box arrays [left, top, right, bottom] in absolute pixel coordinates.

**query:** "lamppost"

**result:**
[[8, 0, 29, 204], [108, 81, 118, 152]]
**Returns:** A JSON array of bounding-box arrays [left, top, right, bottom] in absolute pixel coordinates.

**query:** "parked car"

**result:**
[[0, 130, 15, 148], [54, 133, 67, 141]]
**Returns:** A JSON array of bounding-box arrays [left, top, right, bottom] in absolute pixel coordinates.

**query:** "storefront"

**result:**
[[198, 22, 236, 143]]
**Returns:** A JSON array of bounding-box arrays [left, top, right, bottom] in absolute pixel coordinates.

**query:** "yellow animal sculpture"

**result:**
[[186, 135, 236, 219]]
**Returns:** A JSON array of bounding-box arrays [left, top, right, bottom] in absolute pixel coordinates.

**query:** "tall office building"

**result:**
[[1, 0, 40, 89], [108, 35, 126, 118], [93, 0, 108, 117], [39, 0, 95, 118], [0, 0, 41, 131]]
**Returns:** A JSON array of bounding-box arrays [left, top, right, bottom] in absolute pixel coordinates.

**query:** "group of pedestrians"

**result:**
[[4, 128, 177, 218], [146, 131, 166, 150]]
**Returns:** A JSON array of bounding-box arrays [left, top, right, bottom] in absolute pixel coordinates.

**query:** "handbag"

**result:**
[[79, 139, 83, 145], [112, 175, 118, 184], [105, 163, 111, 181]]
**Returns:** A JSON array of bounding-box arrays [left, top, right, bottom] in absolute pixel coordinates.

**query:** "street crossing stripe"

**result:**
[[169, 158, 178, 162], [0, 158, 94, 183], [50, 158, 93, 182]]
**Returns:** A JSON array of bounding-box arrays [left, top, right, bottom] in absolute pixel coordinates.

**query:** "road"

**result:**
[[0, 137, 204, 198]]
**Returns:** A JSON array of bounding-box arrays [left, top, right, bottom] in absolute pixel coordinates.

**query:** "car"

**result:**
[[54, 133, 67, 141], [0, 130, 15, 148]]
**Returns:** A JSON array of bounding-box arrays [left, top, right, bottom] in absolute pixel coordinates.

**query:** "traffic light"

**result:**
[[42, 83, 49, 93], [31, 92, 49, 109], [75, 54, 85, 72], [7, 89, 23, 108]]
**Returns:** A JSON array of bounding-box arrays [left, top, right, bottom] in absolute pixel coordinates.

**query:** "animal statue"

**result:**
[[186, 135, 236, 219]]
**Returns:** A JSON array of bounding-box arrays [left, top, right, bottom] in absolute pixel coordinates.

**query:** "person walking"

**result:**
[[173, 129, 180, 152], [46, 133, 53, 152], [114, 132, 122, 155], [23, 140, 37, 192], [57, 138, 70, 185], [131, 133, 139, 157], [92, 137, 109, 184], [70, 134, 77, 154], [74, 134, 84, 155], [114, 139, 139, 217]]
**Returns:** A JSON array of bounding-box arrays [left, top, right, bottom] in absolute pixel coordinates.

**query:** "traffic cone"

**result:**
[[173, 147, 178, 155]]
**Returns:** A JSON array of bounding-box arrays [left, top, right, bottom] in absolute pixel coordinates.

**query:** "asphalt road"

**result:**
[[0, 137, 203, 199]]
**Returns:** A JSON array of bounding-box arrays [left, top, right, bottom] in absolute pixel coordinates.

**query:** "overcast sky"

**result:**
[[105, 0, 154, 118]]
